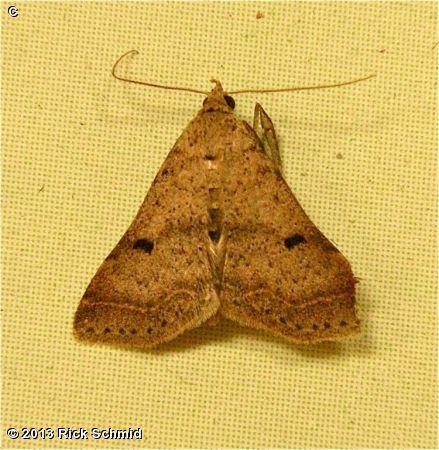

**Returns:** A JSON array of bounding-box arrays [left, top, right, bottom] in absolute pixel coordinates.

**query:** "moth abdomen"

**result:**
[[208, 208, 223, 242]]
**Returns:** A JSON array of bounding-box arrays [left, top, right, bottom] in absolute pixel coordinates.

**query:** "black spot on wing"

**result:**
[[133, 239, 154, 254], [284, 234, 306, 249]]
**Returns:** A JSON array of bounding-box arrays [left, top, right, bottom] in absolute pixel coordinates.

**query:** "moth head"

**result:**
[[203, 94, 235, 110], [202, 79, 235, 111]]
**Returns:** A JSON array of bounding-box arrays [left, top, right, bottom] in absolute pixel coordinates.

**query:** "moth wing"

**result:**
[[74, 136, 219, 348], [220, 123, 360, 343]]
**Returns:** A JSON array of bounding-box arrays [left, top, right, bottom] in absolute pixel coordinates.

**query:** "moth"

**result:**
[[74, 51, 372, 348]]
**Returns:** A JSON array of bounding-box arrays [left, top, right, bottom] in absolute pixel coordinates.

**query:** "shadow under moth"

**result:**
[[74, 51, 373, 349]]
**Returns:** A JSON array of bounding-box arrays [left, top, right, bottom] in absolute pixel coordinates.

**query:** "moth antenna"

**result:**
[[112, 50, 208, 95], [112, 50, 375, 96], [228, 74, 376, 95]]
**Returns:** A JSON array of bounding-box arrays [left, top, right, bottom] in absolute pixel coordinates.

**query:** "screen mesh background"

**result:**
[[2, 2, 437, 448]]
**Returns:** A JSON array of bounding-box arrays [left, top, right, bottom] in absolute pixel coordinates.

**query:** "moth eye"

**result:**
[[279, 317, 287, 324], [104, 328, 111, 334], [224, 95, 235, 110], [284, 234, 306, 249], [312, 324, 318, 331], [133, 239, 154, 254], [340, 320, 348, 327]]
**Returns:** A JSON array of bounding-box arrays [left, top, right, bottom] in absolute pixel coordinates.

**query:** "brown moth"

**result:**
[[74, 52, 372, 348]]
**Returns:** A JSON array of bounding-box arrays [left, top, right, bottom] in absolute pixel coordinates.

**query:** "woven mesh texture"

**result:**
[[2, 3, 437, 448]]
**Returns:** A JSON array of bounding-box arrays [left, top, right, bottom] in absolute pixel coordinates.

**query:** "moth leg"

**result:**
[[253, 103, 282, 170]]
